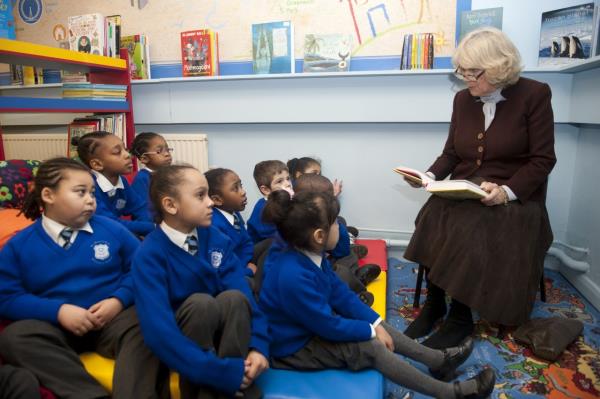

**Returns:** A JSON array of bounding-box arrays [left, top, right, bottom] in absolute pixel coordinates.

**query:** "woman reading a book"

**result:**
[[403, 27, 556, 349]]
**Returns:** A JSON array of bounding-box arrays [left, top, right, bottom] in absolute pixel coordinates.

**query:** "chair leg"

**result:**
[[413, 264, 424, 309], [540, 270, 546, 302]]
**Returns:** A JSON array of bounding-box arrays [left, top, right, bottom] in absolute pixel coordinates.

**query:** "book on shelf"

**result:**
[[68, 113, 127, 158], [0, 0, 15, 39], [393, 166, 487, 200], [538, 3, 596, 66], [252, 21, 294, 74], [303, 33, 352, 73], [400, 33, 434, 70], [180, 29, 220, 77], [68, 120, 100, 159], [62, 82, 127, 100], [68, 13, 105, 56], [120, 34, 151, 80], [458, 7, 503, 44], [106, 15, 122, 58]]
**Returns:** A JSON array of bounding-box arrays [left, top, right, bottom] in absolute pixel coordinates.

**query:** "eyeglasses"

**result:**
[[142, 147, 173, 156], [454, 68, 485, 82]]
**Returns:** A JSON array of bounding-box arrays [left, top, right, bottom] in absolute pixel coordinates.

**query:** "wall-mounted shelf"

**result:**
[[0, 97, 130, 113]]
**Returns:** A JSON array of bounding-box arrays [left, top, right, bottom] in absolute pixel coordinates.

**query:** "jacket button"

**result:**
[[476, 159, 482, 166], [477, 146, 484, 153], [477, 133, 484, 139]]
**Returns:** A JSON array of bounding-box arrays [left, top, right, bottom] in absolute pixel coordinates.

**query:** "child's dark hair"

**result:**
[[294, 174, 334, 195], [287, 157, 320, 178], [130, 132, 162, 159], [262, 190, 339, 251], [149, 164, 197, 222], [205, 168, 233, 197], [20, 157, 91, 220], [73, 131, 112, 166], [253, 160, 288, 188]]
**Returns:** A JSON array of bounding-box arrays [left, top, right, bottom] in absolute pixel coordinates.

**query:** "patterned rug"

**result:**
[[384, 256, 600, 399]]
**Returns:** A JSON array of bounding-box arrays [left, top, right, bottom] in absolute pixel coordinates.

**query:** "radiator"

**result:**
[[165, 133, 209, 173], [2, 133, 67, 160]]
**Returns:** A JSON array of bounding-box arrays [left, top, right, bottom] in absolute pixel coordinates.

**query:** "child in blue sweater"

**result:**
[[205, 168, 256, 277], [130, 132, 173, 212], [132, 165, 269, 399], [247, 160, 294, 244], [0, 157, 165, 399], [259, 190, 495, 399], [75, 131, 155, 236]]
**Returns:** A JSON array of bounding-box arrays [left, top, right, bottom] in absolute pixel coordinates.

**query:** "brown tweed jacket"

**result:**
[[428, 77, 557, 203]]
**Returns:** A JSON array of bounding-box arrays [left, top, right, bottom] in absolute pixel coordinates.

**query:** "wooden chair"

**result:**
[[412, 264, 546, 309]]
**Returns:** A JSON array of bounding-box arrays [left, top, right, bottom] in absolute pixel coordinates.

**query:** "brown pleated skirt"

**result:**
[[404, 196, 553, 326]]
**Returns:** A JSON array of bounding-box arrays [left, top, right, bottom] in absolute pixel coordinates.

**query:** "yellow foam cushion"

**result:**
[[367, 271, 387, 319], [79, 352, 180, 399]]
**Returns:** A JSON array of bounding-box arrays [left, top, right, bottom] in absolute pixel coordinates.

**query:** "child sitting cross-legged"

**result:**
[[258, 189, 496, 399], [75, 131, 155, 237], [0, 157, 165, 399], [132, 164, 270, 399], [205, 168, 257, 278]]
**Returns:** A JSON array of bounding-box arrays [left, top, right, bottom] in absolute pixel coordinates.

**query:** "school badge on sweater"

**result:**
[[92, 242, 111, 262], [210, 250, 223, 268]]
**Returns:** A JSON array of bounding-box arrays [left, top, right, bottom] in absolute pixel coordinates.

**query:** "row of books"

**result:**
[[9, 65, 61, 86], [400, 33, 435, 70], [67, 114, 126, 159], [62, 83, 128, 101]]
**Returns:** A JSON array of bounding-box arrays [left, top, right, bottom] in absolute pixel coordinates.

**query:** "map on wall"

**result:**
[[13, 0, 457, 65]]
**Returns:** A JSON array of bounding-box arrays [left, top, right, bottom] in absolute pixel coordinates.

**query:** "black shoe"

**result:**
[[358, 291, 374, 307], [346, 225, 359, 237], [351, 244, 368, 259], [404, 282, 447, 339], [453, 368, 495, 399], [422, 318, 474, 350], [429, 337, 474, 381], [355, 264, 381, 286]]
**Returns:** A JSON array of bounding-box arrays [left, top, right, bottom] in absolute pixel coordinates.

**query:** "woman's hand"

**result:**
[[58, 304, 102, 336], [404, 177, 424, 189], [480, 182, 508, 206], [333, 179, 343, 197]]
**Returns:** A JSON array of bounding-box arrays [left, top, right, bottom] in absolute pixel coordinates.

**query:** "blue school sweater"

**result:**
[[259, 247, 379, 358], [247, 198, 277, 243], [93, 174, 154, 235], [212, 209, 254, 276], [132, 225, 270, 395], [131, 168, 151, 204], [329, 221, 351, 259], [0, 216, 138, 323]]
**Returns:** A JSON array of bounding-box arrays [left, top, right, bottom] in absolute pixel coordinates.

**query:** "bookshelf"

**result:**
[[0, 38, 135, 160]]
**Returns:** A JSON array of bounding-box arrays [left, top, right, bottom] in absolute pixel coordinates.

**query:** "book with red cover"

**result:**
[[180, 29, 216, 76]]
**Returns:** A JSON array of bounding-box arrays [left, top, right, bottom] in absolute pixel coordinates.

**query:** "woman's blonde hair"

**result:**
[[453, 27, 522, 87]]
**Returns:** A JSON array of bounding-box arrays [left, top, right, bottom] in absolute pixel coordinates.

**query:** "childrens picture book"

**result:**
[[120, 34, 150, 80], [0, 0, 15, 39], [68, 13, 105, 56], [303, 34, 352, 72], [105, 15, 122, 58], [393, 166, 487, 200], [458, 7, 503, 44], [180, 29, 219, 76], [538, 3, 596, 66], [252, 21, 294, 74]]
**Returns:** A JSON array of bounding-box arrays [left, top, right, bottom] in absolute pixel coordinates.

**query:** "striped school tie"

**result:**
[[59, 228, 74, 249], [233, 213, 241, 231], [185, 235, 198, 255]]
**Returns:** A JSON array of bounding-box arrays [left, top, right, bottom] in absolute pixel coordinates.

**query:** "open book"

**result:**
[[393, 166, 487, 200]]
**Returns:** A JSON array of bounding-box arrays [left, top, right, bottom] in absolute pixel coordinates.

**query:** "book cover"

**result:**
[[68, 121, 99, 159], [538, 3, 596, 66], [106, 15, 121, 58], [0, 0, 15, 39], [252, 21, 294, 74], [303, 33, 352, 73], [458, 7, 503, 44], [393, 166, 486, 200], [68, 13, 105, 56], [180, 29, 215, 76], [121, 34, 149, 80]]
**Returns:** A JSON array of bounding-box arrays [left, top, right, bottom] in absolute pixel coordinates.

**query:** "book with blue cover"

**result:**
[[538, 3, 596, 66], [303, 34, 352, 73], [458, 7, 503, 44], [252, 21, 294, 74], [0, 0, 15, 39]]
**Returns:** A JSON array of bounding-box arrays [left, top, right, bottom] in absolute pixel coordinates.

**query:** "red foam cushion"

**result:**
[[355, 239, 388, 271]]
